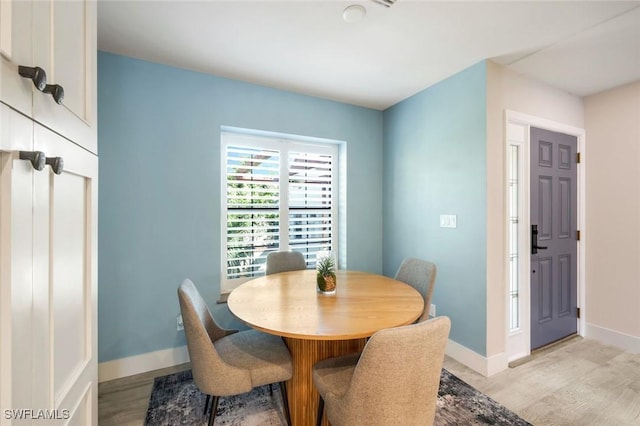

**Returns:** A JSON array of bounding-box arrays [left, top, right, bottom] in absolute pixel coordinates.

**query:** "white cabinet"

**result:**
[[0, 0, 97, 424], [0, 0, 33, 116], [31, 0, 97, 154], [0, 107, 98, 426], [1, 0, 97, 154]]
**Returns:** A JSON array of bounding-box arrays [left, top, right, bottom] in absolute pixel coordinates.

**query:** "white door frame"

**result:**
[[505, 110, 586, 362]]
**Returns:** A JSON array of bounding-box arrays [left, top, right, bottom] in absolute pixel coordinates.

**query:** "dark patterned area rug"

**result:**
[[145, 369, 531, 425]]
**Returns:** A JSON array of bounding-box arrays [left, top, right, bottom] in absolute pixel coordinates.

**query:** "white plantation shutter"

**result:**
[[222, 133, 338, 291], [225, 145, 280, 280], [288, 151, 334, 264]]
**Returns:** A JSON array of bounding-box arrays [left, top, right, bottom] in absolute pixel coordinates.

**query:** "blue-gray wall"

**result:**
[[382, 62, 487, 355], [98, 52, 383, 362]]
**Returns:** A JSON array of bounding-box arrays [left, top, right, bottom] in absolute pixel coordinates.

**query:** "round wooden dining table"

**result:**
[[227, 269, 424, 426]]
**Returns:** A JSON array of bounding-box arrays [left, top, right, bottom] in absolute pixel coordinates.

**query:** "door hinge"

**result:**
[[577, 307, 581, 318], [576, 230, 581, 241], [576, 152, 581, 164]]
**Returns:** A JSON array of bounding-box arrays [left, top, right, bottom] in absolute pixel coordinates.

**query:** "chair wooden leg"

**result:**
[[316, 396, 324, 426], [204, 394, 211, 416], [279, 381, 292, 426], [208, 395, 219, 426]]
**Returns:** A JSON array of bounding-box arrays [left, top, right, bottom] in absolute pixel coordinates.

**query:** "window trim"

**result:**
[[220, 131, 339, 293]]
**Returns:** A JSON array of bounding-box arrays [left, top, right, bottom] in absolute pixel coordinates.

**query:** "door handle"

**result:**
[[43, 84, 64, 105], [531, 224, 548, 254], [17, 66, 64, 104], [19, 151, 46, 171], [18, 152, 64, 174], [18, 65, 47, 91], [46, 157, 64, 175]]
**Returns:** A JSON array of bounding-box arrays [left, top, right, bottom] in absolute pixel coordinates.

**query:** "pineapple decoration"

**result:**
[[316, 251, 337, 294]]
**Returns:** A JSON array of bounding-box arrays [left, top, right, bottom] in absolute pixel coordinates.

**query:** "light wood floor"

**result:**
[[98, 338, 640, 425], [98, 363, 190, 426], [444, 337, 640, 425]]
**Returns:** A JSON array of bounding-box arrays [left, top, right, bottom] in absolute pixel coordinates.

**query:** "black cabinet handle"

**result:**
[[43, 84, 64, 105], [531, 224, 548, 254], [18, 152, 64, 174], [46, 157, 64, 174], [19, 151, 46, 171], [18, 66, 64, 104], [18, 66, 47, 91]]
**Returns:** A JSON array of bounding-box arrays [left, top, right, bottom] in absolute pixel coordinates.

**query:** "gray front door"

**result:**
[[530, 127, 578, 350]]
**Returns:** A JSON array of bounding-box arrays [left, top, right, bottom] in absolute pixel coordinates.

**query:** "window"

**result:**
[[221, 132, 338, 292], [508, 144, 520, 331]]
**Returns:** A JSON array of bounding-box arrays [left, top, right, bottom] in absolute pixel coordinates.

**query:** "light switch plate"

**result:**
[[440, 214, 457, 228]]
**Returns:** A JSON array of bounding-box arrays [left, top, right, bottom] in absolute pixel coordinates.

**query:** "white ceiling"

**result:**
[[97, 1, 640, 110]]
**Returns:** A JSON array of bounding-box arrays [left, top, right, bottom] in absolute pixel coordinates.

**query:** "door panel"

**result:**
[[67, 388, 92, 426], [9, 157, 34, 419], [538, 176, 553, 239], [537, 257, 552, 323], [530, 127, 578, 349], [0, 0, 33, 117], [559, 178, 571, 238], [52, 172, 88, 404], [51, 1, 86, 117], [559, 255, 571, 315], [33, 123, 97, 424], [32, 0, 97, 154], [0, 106, 34, 419]]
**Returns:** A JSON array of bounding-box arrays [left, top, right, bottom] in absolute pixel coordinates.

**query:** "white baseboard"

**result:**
[[446, 339, 508, 377], [99, 339, 514, 383], [98, 345, 190, 383], [585, 323, 640, 354], [486, 350, 509, 376]]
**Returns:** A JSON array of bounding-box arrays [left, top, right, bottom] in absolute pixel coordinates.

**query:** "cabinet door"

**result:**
[[0, 0, 34, 117], [32, 123, 98, 425], [1, 110, 98, 425], [32, 0, 97, 154], [0, 155, 35, 426], [0, 106, 34, 426]]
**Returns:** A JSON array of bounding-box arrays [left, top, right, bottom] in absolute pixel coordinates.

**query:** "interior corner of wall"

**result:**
[[98, 345, 189, 383], [446, 338, 508, 377], [585, 323, 640, 354]]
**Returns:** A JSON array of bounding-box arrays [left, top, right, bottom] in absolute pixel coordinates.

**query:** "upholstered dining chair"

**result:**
[[395, 257, 437, 322], [178, 279, 293, 426], [265, 250, 307, 275], [312, 316, 450, 426]]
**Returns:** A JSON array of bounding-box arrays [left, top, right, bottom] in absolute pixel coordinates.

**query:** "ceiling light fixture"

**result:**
[[343, 4, 366, 23]]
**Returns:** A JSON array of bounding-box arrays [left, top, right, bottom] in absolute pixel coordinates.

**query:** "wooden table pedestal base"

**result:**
[[283, 337, 366, 426]]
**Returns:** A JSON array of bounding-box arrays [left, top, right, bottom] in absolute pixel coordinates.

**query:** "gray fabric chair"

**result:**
[[265, 250, 307, 275], [394, 257, 437, 322], [178, 279, 293, 426], [313, 316, 451, 426]]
